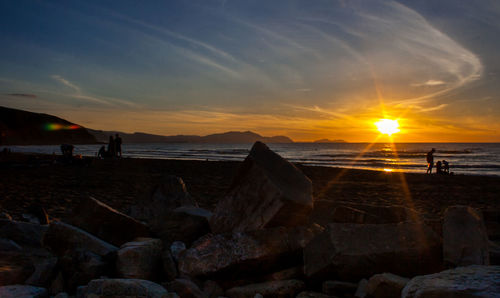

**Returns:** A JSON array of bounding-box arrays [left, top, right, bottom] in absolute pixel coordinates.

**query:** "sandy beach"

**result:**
[[1, 152, 499, 222]]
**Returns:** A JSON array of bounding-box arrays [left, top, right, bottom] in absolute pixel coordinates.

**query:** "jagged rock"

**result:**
[[296, 291, 334, 298], [179, 225, 323, 278], [354, 279, 368, 298], [70, 196, 151, 247], [0, 219, 47, 247], [79, 278, 169, 297], [322, 280, 357, 297], [168, 278, 206, 298], [203, 280, 224, 298], [129, 175, 197, 221], [366, 273, 409, 298], [311, 201, 419, 226], [225, 280, 305, 298], [402, 265, 500, 297], [149, 206, 212, 246], [304, 222, 442, 281], [43, 221, 118, 258], [443, 206, 489, 267], [116, 238, 163, 280], [210, 142, 313, 234], [171, 241, 186, 262], [162, 249, 178, 281], [0, 285, 48, 298]]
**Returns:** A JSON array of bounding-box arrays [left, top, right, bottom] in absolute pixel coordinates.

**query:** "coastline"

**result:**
[[1, 152, 499, 222]]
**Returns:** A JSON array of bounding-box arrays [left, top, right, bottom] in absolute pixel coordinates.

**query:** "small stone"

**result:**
[[366, 273, 410, 298], [170, 241, 186, 262]]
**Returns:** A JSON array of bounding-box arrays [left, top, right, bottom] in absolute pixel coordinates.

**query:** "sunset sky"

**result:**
[[1, 0, 499, 142]]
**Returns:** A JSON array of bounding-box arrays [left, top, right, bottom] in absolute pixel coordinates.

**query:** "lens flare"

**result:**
[[44, 123, 81, 131], [375, 119, 400, 136]]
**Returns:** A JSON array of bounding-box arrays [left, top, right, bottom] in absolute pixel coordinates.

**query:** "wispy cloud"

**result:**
[[411, 80, 446, 87], [51, 75, 139, 107], [51, 75, 81, 93]]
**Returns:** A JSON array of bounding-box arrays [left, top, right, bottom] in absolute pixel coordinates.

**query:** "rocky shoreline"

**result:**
[[1, 142, 500, 297]]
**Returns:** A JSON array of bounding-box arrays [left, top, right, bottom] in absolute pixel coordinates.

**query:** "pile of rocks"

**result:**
[[1, 141, 499, 297]]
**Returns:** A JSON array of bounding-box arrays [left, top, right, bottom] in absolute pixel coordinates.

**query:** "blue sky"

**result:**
[[1, 0, 499, 141]]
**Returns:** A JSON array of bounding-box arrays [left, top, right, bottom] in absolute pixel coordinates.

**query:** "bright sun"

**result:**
[[375, 119, 400, 136]]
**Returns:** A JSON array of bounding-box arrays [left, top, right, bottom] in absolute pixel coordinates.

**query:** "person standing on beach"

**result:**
[[108, 135, 115, 157], [426, 148, 435, 174], [115, 133, 122, 157]]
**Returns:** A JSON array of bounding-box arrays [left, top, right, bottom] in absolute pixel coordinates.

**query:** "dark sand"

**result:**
[[1, 153, 499, 221]]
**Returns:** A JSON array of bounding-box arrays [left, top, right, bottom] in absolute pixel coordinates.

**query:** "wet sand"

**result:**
[[1, 153, 499, 221]]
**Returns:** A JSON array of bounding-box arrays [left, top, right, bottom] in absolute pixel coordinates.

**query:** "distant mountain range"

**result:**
[[0, 106, 294, 145], [313, 138, 347, 143], [88, 129, 293, 144], [0, 106, 97, 145]]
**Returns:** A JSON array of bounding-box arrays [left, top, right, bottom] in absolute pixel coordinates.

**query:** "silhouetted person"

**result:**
[[115, 133, 122, 157], [436, 160, 443, 174], [443, 160, 450, 174], [108, 136, 115, 157], [426, 148, 435, 174], [98, 146, 106, 159], [60, 144, 74, 161]]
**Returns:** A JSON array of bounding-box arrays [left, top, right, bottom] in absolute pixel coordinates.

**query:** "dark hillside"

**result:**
[[0, 106, 97, 145]]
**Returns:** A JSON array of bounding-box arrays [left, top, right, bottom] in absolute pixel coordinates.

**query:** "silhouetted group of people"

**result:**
[[426, 148, 451, 175], [98, 134, 122, 159]]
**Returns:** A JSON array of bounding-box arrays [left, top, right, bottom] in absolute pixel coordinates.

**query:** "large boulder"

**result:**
[[304, 222, 442, 281], [311, 201, 419, 226], [43, 221, 118, 258], [116, 238, 163, 280], [225, 279, 305, 298], [149, 206, 212, 246], [70, 196, 151, 247], [365, 273, 409, 298], [0, 285, 48, 298], [129, 175, 197, 221], [402, 265, 500, 297], [167, 278, 205, 298], [0, 219, 48, 247], [210, 142, 313, 234], [78, 278, 169, 297], [443, 206, 490, 267], [179, 225, 323, 278]]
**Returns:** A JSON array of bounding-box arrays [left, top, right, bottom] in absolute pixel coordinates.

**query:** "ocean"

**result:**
[[6, 143, 500, 176]]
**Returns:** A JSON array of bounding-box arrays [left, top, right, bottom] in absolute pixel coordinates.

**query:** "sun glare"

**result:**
[[375, 119, 400, 136]]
